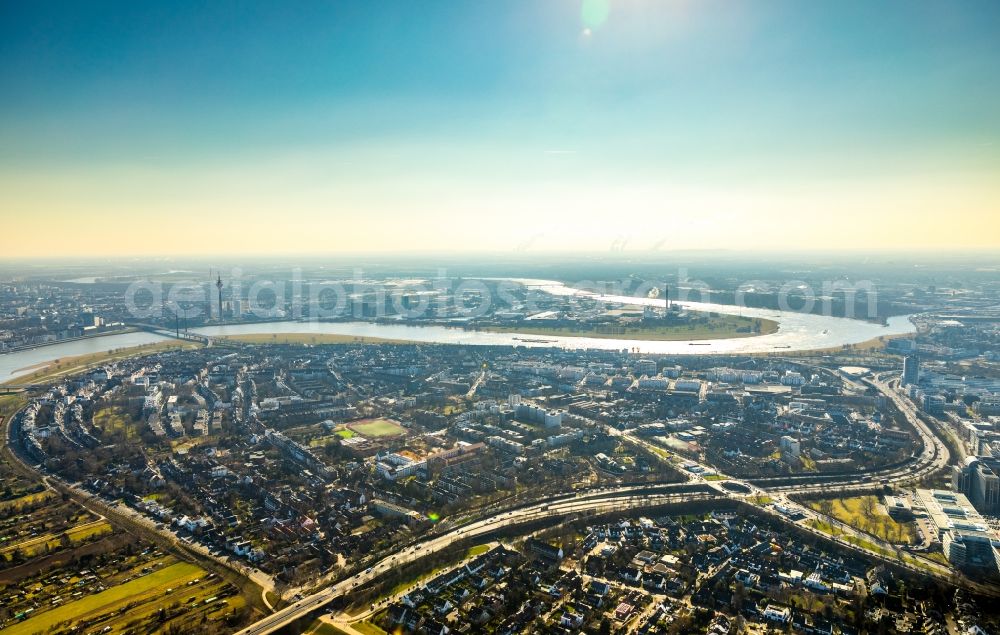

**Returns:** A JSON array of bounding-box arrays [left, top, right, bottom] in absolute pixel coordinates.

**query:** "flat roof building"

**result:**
[[915, 489, 999, 573], [883, 495, 913, 520]]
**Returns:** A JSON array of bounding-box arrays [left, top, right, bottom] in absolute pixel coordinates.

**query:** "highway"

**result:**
[[235, 369, 974, 634], [740, 372, 949, 494], [236, 487, 722, 635], [1, 362, 971, 635]]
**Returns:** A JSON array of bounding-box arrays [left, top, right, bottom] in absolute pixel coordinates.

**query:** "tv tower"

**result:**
[[216, 272, 224, 321], [664, 283, 670, 310]]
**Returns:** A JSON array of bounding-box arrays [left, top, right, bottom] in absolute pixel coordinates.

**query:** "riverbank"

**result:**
[[188, 313, 913, 356], [218, 333, 419, 346], [758, 331, 911, 358], [0, 328, 138, 354], [2, 341, 202, 386], [0, 284, 916, 384]]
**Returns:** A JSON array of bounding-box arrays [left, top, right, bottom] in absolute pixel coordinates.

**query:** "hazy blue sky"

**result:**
[[2, 1, 999, 256]]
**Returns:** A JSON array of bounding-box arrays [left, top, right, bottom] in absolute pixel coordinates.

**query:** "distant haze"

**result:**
[[2, 1, 999, 257]]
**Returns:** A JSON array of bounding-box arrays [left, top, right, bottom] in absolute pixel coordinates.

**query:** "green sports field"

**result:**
[[347, 418, 406, 438]]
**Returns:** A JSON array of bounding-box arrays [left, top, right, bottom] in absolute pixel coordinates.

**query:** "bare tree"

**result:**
[[816, 499, 835, 518], [860, 496, 878, 521]]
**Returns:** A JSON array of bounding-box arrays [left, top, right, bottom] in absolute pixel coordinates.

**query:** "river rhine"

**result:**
[[0, 280, 915, 383]]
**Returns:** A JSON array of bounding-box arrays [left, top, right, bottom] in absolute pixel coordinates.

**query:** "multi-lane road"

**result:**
[[0, 363, 973, 635], [237, 486, 721, 635], [235, 370, 972, 634]]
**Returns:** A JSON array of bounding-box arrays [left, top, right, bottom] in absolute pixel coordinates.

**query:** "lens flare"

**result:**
[[581, 0, 610, 30]]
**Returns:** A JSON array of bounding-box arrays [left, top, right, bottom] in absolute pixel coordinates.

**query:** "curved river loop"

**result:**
[[0, 278, 914, 384]]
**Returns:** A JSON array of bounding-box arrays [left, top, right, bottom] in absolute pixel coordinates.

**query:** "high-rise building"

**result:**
[[952, 456, 1000, 514], [903, 355, 920, 386]]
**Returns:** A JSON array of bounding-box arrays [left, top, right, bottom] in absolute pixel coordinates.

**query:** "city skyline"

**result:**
[[2, 1, 1000, 257]]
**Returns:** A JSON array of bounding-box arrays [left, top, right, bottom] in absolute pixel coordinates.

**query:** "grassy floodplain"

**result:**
[[219, 333, 416, 346], [478, 314, 777, 341]]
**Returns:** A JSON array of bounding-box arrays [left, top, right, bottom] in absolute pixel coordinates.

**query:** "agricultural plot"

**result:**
[[0, 491, 53, 513], [1, 555, 245, 635], [1, 519, 113, 560], [1, 503, 112, 564]]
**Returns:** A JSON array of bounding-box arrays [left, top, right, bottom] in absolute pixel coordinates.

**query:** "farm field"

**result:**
[[1, 500, 112, 564], [0, 496, 258, 635], [0, 491, 53, 513], [347, 418, 406, 438]]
